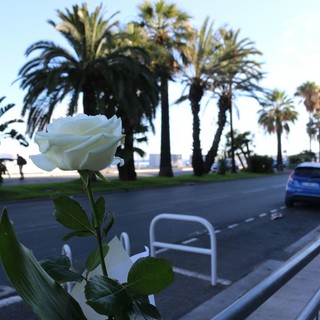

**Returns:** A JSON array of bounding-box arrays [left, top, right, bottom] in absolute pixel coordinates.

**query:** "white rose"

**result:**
[[30, 114, 124, 172]]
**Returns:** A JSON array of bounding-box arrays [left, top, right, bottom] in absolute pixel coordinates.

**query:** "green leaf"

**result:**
[[62, 230, 94, 241], [127, 257, 174, 296], [40, 255, 84, 283], [131, 298, 161, 319], [85, 275, 132, 317], [53, 196, 93, 232], [86, 244, 109, 274], [0, 208, 87, 320], [102, 211, 115, 238], [95, 196, 106, 226], [95, 171, 110, 182]]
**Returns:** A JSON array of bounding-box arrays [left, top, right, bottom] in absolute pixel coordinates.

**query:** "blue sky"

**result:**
[[1, 0, 320, 171]]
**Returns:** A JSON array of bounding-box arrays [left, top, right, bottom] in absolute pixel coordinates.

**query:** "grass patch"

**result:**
[[0, 171, 272, 202]]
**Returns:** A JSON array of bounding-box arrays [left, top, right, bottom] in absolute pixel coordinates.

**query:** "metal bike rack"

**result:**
[[149, 213, 217, 285], [61, 244, 74, 293], [120, 232, 131, 256]]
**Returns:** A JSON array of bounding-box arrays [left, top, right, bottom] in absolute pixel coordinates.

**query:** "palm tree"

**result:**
[[18, 4, 159, 180], [295, 81, 320, 113], [138, 0, 193, 177], [176, 17, 221, 176], [204, 28, 264, 173], [18, 4, 118, 134], [108, 23, 160, 180], [306, 117, 318, 151], [0, 96, 28, 147], [295, 81, 320, 161], [225, 130, 254, 170], [258, 89, 298, 171]]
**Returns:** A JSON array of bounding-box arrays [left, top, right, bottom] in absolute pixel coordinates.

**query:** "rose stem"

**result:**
[[86, 177, 108, 277]]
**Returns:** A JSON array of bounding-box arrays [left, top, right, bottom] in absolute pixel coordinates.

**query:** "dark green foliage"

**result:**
[[288, 150, 317, 167], [217, 159, 228, 175], [249, 154, 274, 173]]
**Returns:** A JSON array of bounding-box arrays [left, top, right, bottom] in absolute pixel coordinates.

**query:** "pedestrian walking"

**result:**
[[17, 154, 27, 180]]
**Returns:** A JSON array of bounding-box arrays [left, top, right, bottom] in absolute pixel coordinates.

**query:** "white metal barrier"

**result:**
[[61, 244, 74, 293], [149, 213, 217, 285], [120, 232, 131, 256]]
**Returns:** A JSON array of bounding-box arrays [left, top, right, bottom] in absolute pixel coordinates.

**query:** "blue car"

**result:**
[[285, 162, 320, 206]]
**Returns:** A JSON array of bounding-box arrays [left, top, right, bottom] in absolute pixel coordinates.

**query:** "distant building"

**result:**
[[149, 154, 183, 168]]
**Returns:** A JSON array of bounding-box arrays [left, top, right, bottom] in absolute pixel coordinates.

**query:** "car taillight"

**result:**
[[288, 171, 295, 182]]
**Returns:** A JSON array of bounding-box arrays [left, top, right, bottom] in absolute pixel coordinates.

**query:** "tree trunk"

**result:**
[[82, 86, 97, 116], [229, 104, 237, 173], [318, 126, 320, 162], [117, 133, 137, 181], [204, 94, 230, 173], [276, 130, 283, 172], [118, 158, 137, 180], [236, 152, 245, 170], [159, 75, 173, 177], [189, 81, 204, 176]]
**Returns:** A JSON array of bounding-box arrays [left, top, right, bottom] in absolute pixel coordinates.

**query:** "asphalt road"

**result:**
[[1, 174, 320, 319]]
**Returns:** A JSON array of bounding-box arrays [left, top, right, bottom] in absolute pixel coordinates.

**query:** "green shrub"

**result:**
[[217, 158, 228, 175], [249, 154, 274, 173], [288, 150, 316, 167]]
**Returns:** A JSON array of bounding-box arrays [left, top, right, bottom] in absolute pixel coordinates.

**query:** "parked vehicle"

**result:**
[[285, 162, 320, 206], [211, 158, 239, 173]]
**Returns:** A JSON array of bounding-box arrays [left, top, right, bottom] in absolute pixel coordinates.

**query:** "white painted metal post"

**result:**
[[120, 232, 131, 256], [61, 244, 74, 293], [149, 213, 217, 285]]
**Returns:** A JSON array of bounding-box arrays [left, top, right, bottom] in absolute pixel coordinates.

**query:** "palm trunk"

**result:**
[[276, 130, 283, 171], [190, 81, 204, 176], [229, 105, 237, 173], [159, 75, 173, 177], [236, 152, 245, 169], [117, 132, 137, 181], [82, 87, 97, 116], [204, 94, 230, 173], [318, 125, 320, 162]]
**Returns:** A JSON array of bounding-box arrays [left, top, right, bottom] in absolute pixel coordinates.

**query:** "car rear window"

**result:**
[[295, 167, 320, 178]]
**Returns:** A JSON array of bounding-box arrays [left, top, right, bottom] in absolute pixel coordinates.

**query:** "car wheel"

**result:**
[[285, 198, 294, 207]]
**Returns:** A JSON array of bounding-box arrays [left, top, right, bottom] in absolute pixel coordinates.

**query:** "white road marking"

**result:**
[[228, 224, 239, 229], [215, 229, 221, 234], [259, 213, 267, 217], [181, 238, 197, 245], [0, 295, 22, 308], [245, 218, 255, 223], [173, 267, 231, 285]]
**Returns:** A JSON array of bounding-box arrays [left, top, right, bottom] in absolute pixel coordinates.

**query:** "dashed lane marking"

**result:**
[[259, 213, 267, 217], [181, 238, 198, 245], [228, 223, 239, 229], [173, 267, 232, 286], [245, 217, 255, 223], [0, 295, 22, 308]]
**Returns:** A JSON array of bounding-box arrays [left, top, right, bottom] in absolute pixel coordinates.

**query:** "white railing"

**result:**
[[149, 213, 217, 285], [120, 232, 131, 256], [61, 244, 74, 293]]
